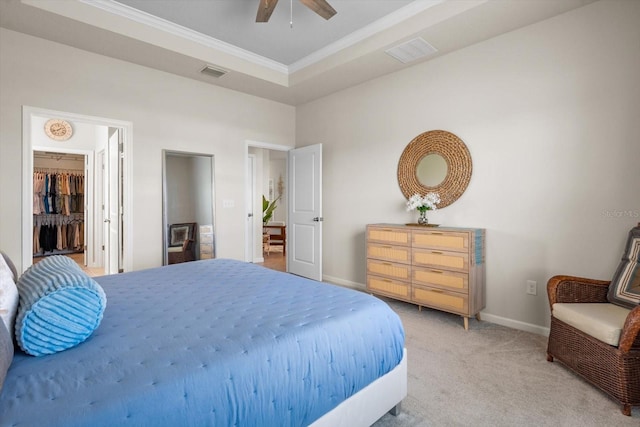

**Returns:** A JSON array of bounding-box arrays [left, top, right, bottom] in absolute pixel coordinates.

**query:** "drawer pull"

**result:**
[[382, 279, 393, 283], [429, 289, 444, 294], [381, 229, 394, 232], [431, 251, 443, 255], [430, 232, 444, 235], [430, 270, 443, 274], [382, 262, 393, 266], [381, 245, 393, 249]]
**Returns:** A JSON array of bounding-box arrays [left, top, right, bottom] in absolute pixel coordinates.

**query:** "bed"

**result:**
[[0, 257, 406, 426]]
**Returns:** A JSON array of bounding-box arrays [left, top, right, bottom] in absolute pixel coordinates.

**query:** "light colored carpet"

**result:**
[[372, 298, 638, 426]]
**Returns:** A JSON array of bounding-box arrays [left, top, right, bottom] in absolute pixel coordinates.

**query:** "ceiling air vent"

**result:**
[[200, 65, 228, 78], [385, 37, 437, 64]]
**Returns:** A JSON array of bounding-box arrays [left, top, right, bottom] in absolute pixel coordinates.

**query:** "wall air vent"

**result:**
[[200, 65, 228, 78], [385, 37, 438, 64]]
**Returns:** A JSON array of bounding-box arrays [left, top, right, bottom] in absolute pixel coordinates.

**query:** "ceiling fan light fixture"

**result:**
[[299, 0, 336, 20], [385, 37, 438, 64], [200, 65, 228, 78], [256, 0, 279, 22], [256, 0, 336, 23]]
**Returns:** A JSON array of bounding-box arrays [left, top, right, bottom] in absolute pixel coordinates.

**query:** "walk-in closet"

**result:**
[[32, 151, 100, 275]]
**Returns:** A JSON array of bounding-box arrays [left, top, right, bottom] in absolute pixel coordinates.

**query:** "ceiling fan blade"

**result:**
[[256, 0, 279, 23], [299, 0, 337, 20]]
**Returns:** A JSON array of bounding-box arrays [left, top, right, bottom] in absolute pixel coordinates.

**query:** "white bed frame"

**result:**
[[311, 348, 407, 427]]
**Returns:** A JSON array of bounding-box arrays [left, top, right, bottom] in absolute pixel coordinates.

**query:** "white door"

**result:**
[[83, 154, 90, 267], [103, 130, 120, 274], [97, 150, 106, 268], [288, 144, 322, 280], [245, 154, 256, 262]]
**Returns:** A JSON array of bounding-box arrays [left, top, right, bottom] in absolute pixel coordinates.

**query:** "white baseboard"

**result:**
[[322, 274, 365, 291], [321, 275, 550, 337], [479, 312, 550, 337]]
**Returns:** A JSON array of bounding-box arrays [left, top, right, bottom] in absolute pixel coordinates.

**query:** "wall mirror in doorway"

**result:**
[[162, 151, 216, 265]]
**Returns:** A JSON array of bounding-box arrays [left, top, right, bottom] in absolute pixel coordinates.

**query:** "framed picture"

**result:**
[[169, 223, 192, 247]]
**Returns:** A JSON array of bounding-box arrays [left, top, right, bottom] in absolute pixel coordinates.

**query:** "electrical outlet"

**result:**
[[526, 280, 537, 296]]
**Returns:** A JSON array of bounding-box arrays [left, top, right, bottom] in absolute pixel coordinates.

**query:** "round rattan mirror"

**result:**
[[397, 130, 472, 208]]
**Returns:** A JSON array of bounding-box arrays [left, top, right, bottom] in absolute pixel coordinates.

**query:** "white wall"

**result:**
[[296, 0, 640, 332], [0, 28, 295, 272]]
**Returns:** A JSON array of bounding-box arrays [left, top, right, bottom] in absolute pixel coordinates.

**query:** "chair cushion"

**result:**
[[552, 303, 631, 346], [607, 225, 640, 309], [15, 256, 106, 356]]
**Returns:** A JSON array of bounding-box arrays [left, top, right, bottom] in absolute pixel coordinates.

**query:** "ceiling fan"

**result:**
[[256, 0, 337, 23]]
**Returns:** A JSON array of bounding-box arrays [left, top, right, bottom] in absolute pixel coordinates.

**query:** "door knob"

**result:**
[[312, 217, 324, 222], [104, 219, 111, 223]]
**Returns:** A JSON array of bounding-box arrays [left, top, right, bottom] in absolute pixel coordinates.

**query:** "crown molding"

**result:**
[[289, 0, 444, 73], [79, 0, 289, 74], [80, 0, 443, 77]]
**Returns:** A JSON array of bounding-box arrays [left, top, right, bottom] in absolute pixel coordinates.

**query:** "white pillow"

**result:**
[[0, 255, 19, 339]]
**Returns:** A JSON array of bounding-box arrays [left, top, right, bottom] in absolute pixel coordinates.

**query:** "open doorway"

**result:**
[[246, 142, 323, 280], [32, 150, 102, 276], [246, 142, 290, 272], [260, 149, 287, 272], [22, 107, 132, 275]]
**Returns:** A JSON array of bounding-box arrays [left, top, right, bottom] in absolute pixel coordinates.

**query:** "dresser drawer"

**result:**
[[412, 266, 468, 292], [199, 225, 214, 234], [412, 230, 469, 252], [367, 275, 410, 299], [200, 233, 213, 244], [367, 226, 411, 246], [412, 248, 469, 272], [368, 243, 411, 264], [413, 285, 469, 315], [367, 259, 411, 281]]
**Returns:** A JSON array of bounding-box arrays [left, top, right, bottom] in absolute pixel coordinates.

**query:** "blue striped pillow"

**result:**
[[15, 256, 107, 356]]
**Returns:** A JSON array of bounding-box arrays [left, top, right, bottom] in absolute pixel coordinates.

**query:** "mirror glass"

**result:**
[[416, 154, 448, 187], [162, 151, 216, 265]]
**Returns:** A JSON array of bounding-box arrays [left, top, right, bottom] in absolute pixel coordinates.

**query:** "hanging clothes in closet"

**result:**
[[33, 214, 84, 256], [33, 170, 84, 215], [33, 168, 85, 257]]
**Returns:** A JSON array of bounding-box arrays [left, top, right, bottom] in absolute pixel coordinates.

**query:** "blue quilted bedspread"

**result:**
[[0, 259, 404, 426]]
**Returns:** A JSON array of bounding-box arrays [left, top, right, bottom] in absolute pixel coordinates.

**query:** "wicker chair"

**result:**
[[167, 222, 197, 264], [546, 275, 640, 416]]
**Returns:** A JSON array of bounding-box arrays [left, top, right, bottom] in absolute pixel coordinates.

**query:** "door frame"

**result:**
[[22, 106, 133, 273], [246, 153, 256, 263], [245, 140, 293, 265]]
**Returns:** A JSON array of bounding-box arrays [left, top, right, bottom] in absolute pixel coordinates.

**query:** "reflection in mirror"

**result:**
[[162, 151, 216, 265], [416, 154, 448, 187]]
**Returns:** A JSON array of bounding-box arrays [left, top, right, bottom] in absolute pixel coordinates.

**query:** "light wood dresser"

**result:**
[[366, 224, 485, 330], [199, 224, 215, 260]]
